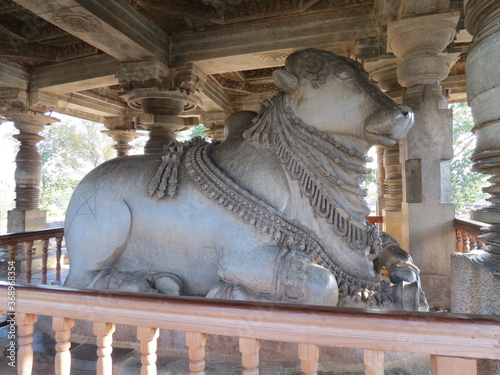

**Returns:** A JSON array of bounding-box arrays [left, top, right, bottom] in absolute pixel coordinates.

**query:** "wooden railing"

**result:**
[[366, 216, 383, 226], [454, 218, 488, 253], [1, 283, 498, 375], [0, 228, 64, 284]]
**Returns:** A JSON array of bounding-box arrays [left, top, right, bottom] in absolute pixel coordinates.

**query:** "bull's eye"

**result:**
[[335, 69, 351, 80]]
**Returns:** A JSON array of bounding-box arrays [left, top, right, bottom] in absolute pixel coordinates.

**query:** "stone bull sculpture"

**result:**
[[65, 49, 427, 310]]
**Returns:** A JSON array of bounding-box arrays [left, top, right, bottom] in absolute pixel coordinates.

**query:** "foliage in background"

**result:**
[[450, 103, 488, 215], [38, 115, 114, 217], [177, 124, 210, 142]]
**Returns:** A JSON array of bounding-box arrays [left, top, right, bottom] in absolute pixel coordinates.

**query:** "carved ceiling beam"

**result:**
[[171, 8, 377, 74], [129, 0, 225, 25], [0, 41, 60, 62], [31, 54, 121, 94], [12, 0, 170, 61], [0, 58, 30, 89], [57, 90, 126, 118]]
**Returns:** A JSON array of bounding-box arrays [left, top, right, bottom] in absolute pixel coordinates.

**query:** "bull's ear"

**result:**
[[273, 70, 298, 94]]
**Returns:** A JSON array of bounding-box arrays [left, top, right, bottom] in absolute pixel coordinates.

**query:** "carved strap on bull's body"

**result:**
[[148, 138, 207, 198], [185, 141, 394, 307]]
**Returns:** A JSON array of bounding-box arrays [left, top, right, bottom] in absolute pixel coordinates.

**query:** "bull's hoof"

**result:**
[[150, 273, 183, 296], [303, 264, 338, 306]]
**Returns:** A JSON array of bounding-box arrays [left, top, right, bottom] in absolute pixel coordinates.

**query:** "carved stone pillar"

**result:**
[[202, 111, 229, 142], [465, 0, 500, 272], [102, 117, 142, 157], [117, 60, 206, 154], [3, 111, 58, 232], [365, 59, 404, 243], [387, 12, 460, 308]]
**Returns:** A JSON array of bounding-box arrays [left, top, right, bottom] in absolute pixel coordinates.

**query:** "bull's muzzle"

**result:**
[[364, 105, 414, 147]]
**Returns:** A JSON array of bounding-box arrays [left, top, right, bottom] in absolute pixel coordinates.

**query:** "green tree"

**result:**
[[177, 124, 210, 142], [450, 103, 488, 215], [39, 115, 114, 217]]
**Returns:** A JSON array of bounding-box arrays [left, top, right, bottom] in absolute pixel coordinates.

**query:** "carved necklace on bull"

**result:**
[[244, 92, 382, 257]]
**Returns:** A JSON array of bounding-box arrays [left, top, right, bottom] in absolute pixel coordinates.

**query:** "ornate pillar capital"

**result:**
[[387, 12, 460, 100], [117, 60, 207, 153], [102, 117, 142, 157]]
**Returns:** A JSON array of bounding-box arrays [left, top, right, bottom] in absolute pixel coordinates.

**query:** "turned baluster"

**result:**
[[17, 313, 37, 375], [186, 331, 207, 374], [456, 229, 464, 252], [53, 317, 75, 375], [239, 337, 260, 375], [469, 234, 478, 250], [55, 236, 63, 282], [93, 321, 116, 375], [137, 326, 159, 375], [364, 349, 384, 375], [24, 241, 34, 283], [463, 232, 471, 253], [41, 238, 49, 284], [298, 343, 319, 375]]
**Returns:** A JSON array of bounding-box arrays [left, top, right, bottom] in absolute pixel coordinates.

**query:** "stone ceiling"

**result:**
[[0, 0, 470, 129]]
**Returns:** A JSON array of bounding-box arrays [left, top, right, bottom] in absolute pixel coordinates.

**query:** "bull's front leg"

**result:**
[[374, 232, 419, 284], [207, 244, 338, 306], [374, 232, 429, 311]]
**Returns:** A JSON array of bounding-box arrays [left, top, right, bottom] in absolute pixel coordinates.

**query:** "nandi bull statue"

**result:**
[[65, 49, 427, 310]]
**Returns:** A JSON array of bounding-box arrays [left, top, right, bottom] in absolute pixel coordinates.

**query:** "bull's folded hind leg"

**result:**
[[87, 269, 183, 295], [208, 244, 338, 306]]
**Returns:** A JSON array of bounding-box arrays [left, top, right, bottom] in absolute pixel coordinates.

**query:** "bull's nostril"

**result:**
[[399, 105, 410, 117]]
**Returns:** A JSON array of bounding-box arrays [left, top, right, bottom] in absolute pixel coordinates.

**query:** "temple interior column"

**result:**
[[387, 12, 460, 308], [365, 59, 404, 244], [102, 117, 142, 157], [4, 111, 58, 233], [117, 61, 206, 154], [451, 1, 500, 373]]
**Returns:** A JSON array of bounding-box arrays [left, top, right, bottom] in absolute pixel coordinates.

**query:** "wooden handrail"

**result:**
[[366, 216, 383, 225], [1, 283, 499, 359], [0, 227, 64, 283], [0, 227, 64, 245]]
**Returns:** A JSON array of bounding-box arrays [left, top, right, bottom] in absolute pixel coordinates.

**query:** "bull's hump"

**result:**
[[210, 140, 290, 214]]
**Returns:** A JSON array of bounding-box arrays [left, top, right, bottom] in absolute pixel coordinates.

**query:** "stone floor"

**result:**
[[0, 263, 431, 374]]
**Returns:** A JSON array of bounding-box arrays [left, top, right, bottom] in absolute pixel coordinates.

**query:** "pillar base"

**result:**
[[451, 251, 499, 375], [402, 202, 455, 309], [7, 208, 47, 233]]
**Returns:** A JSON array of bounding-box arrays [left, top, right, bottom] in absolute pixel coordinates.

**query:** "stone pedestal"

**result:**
[[7, 208, 47, 233], [451, 252, 499, 374], [387, 12, 460, 308]]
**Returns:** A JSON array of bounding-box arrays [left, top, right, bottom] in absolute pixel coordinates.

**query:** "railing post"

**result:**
[[55, 236, 63, 282], [53, 317, 75, 375], [24, 241, 34, 283], [186, 331, 207, 374], [41, 238, 49, 284], [239, 337, 260, 375], [430, 355, 477, 375], [8, 243, 17, 264], [93, 321, 116, 375], [298, 343, 319, 375], [364, 349, 384, 375], [137, 326, 159, 375], [17, 313, 37, 375], [456, 229, 464, 252]]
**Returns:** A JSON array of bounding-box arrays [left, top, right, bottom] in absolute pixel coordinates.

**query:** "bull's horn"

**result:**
[[273, 69, 298, 94]]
